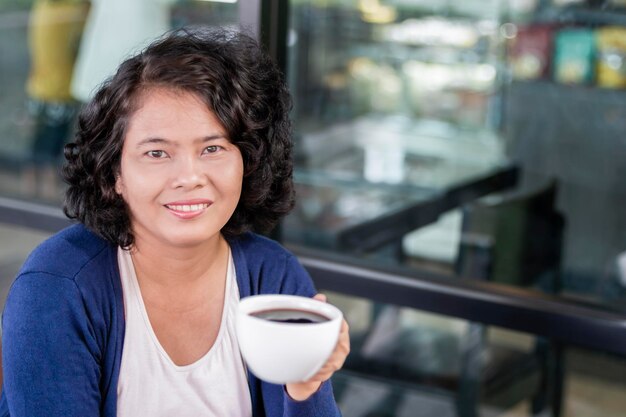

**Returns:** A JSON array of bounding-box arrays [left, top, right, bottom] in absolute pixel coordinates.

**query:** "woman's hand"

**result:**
[[285, 294, 350, 401]]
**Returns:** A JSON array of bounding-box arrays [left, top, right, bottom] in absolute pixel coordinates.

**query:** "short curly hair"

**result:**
[[63, 28, 294, 248]]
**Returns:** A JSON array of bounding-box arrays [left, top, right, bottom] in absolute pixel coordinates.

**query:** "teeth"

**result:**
[[167, 203, 209, 212]]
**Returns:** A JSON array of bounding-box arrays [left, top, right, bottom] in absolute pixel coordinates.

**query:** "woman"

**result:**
[[0, 29, 349, 417]]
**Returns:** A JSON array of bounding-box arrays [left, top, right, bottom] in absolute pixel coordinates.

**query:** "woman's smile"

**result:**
[[164, 199, 213, 219]]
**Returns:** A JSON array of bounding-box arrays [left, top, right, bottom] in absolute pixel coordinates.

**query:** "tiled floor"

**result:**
[[0, 222, 625, 416]]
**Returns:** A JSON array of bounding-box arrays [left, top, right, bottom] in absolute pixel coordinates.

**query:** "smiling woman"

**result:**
[[0, 28, 348, 417], [114, 89, 244, 248], [63, 29, 296, 249]]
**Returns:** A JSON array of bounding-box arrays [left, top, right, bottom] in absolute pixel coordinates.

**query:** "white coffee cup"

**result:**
[[236, 294, 343, 384]]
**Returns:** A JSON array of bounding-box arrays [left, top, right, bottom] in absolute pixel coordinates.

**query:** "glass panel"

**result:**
[[0, 0, 239, 204], [285, 0, 513, 259], [285, 0, 626, 306], [286, 1, 626, 416], [501, 1, 626, 313]]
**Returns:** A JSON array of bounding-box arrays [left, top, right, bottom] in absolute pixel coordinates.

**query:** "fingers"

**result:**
[[284, 309, 349, 400], [341, 319, 350, 337], [313, 293, 327, 303], [338, 319, 350, 352], [305, 319, 351, 382]]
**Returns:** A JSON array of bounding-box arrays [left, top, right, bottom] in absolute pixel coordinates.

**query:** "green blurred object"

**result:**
[[553, 29, 596, 85]]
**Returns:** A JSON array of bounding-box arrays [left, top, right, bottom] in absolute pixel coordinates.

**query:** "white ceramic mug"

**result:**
[[236, 294, 343, 384]]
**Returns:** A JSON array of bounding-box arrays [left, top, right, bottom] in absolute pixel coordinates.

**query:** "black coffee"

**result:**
[[251, 308, 330, 324]]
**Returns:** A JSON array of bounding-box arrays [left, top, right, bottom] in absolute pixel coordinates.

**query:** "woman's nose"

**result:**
[[171, 156, 209, 190]]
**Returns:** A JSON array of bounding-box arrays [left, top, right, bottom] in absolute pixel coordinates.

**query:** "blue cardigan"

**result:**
[[0, 224, 341, 417]]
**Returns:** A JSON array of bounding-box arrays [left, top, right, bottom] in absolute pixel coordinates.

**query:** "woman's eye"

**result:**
[[147, 150, 167, 158], [203, 145, 222, 154]]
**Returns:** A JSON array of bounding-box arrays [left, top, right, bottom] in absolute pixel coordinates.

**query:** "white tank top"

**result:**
[[116, 247, 252, 417]]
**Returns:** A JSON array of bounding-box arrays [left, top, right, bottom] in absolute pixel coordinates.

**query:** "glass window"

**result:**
[[285, 0, 626, 415], [285, 0, 626, 312], [285, 0, 513, 260]]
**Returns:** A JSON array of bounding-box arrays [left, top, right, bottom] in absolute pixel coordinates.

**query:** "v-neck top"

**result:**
[[116, 247, 252, 417]]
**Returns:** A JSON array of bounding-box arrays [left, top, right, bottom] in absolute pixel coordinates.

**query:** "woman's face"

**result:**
[[115, 88, 243, 249]]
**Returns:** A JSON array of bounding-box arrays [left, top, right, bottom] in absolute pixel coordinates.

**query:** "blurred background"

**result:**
[[1, 0, 625, 416]]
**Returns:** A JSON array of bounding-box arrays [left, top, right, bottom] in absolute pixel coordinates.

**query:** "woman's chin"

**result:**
[[140, 227, 223, 250], [165, 233, 221, 249]]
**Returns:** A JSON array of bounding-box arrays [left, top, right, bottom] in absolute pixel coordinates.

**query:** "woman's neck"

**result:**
[[128, 234, 229, 312]]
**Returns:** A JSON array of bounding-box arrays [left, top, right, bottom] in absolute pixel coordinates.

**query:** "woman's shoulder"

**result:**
[[8, 224, 120, 331], [19, 223, 114, 282], [3, 226, 118, 400]]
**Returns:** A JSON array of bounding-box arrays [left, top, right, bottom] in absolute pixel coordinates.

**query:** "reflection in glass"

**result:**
[[22, 0, 88, 201], [71, 0, 175, 103]]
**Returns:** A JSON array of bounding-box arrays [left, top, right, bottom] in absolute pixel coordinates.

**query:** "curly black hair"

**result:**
[[63, 28, 294, 248]]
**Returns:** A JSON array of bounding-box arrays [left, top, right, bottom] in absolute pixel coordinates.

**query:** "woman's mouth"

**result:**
[[164, 202, 212, 219], [165, 203, 210, 212]]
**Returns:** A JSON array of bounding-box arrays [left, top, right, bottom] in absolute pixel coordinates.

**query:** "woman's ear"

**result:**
[[115, 173, 123, 195]]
